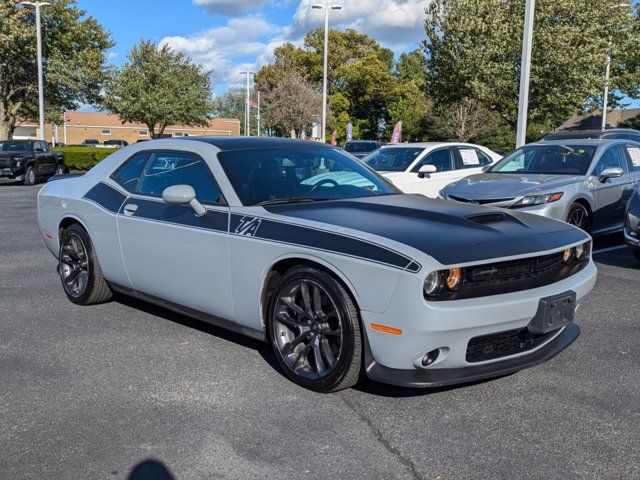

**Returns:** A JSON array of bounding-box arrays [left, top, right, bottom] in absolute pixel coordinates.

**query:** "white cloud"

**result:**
[[288, 0, 430, 50], [193, 0, 268, 15], [106, 51, 119, 60]]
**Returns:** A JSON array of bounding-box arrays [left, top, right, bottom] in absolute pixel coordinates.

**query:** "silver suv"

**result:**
[[441, 139, 640, 234]]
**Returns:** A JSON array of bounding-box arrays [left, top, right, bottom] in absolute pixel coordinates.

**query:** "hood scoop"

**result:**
[[465, 212, 507, 224]]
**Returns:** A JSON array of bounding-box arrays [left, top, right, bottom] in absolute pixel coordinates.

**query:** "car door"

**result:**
[[115, 149, 234, 320], [33, 141, 54, 174], [408, 147, 458, 197], [590, 144, 635, 232]]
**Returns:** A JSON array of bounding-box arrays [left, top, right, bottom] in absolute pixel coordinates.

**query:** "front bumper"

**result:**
[[624, 227, 640, 247], [364, 323, 580, 388], [0, 165, 25, 180]]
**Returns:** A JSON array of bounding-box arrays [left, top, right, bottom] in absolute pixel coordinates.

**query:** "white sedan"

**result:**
[[362, 142, 502, 197]]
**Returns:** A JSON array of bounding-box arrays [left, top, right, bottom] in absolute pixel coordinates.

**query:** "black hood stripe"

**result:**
[[83, 182, 127, 213]]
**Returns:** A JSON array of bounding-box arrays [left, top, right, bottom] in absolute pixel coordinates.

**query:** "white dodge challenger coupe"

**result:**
[[37, 138, 596, 392]]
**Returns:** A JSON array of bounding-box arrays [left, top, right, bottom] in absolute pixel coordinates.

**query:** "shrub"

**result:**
[[53, 146, 114, 170]]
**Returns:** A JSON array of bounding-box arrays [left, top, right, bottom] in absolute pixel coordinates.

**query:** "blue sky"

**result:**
[[75, 0, 427, 95]]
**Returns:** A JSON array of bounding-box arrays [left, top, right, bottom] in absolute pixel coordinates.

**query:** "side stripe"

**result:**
[[83, 182, 127, 213]]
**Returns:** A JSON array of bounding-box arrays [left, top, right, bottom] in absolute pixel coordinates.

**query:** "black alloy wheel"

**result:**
[[566, 203, 591, 232], [268, 266, 362, 392]]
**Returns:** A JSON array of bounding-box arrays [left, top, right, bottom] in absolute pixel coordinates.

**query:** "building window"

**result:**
[[173, 132, 184, 137], [101, 129, 111, 135], [138, 130, 149, 137]]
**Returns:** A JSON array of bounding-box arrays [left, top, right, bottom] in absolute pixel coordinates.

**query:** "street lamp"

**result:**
[[515, 0, 535, 149], [312, 3, 342, 143], [19, 1, 51, 141], [602, 3, 630, 131], [239, 71, 255, 136]]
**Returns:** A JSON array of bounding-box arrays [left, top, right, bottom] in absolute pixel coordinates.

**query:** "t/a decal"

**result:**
[[234, 216, 262, 237]]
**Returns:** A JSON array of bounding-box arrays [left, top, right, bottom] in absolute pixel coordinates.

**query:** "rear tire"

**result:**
[[59, 224, 112, 305], [55, 164, 67, 176], [566, 203, 591, 232], [267, 266, 362, 392], [23, 166, 36, 186]]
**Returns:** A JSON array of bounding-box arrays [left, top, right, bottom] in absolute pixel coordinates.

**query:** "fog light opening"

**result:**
[[421, 349, 440, 367]]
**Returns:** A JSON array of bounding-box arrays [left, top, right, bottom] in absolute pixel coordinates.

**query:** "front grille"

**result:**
[[0, 159, 11, 168], [466, 328, 556, 362], [428, 245, 590, 301], [449, 195, 514, 205]]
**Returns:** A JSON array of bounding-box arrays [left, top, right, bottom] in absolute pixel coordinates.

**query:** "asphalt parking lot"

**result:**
[[1, 185, 639, 480]]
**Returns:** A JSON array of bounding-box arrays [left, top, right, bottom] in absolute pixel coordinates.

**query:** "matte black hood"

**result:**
[[266, 194, 589, 265]]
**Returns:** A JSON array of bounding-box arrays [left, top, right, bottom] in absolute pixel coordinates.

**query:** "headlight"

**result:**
[[424, 268, 463, 297], [423, 271, 441, 296], [511, 192, 563, 208], [574, 242, 588, 261]]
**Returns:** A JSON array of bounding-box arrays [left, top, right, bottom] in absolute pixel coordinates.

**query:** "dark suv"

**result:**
[[0, 140, 66, 185], [343, 140, 385, 159], [542, 128, 640, 143]]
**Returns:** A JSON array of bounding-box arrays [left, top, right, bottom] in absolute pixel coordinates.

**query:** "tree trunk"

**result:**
[[0, 119, 10, 141]]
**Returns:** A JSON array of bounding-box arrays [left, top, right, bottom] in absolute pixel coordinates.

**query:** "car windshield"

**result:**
[[344, 142, 377, 153], [362, 147, 424, 172], [489, 144, 597, 175], [0, 141, 30, 152], [218, 146, 399, 206]]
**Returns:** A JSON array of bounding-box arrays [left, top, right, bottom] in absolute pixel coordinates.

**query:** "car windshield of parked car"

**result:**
[[344, 142, 377, 153], [490, 144, 597, 175], [218, 146, 400, 206], [0, 141, 30, 152], [362, 147, 424, 172]]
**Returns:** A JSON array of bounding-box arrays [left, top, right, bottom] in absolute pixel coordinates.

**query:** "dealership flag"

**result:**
[[346, 122, 353, 141], [331, 130, 337, 145], [390, 121, 402, 144]]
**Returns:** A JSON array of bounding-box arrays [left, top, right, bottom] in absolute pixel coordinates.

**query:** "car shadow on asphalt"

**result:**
[[113, 293, 283, 375], [593, 249, 640, 270], [127, 459, 175, 480]]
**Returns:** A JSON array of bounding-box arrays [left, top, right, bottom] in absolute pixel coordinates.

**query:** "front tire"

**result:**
[[23, 166, 36, 186], [59, 224, 113, 305], [267, 266, 362, 392], [566, 202, 591, 232]]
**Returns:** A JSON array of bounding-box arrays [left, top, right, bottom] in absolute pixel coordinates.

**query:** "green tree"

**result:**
[[428, 98, 499, 143], [255, 28, 397, 139], [395, 49, 428, 88], [424, 0, 637, 134], [388, 81, 431, 141], [103, 40, 213, 139], [0, 0, 112, 139]]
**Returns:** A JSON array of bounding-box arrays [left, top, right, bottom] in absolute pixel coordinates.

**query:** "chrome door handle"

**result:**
[[123, 204, 138, 216]]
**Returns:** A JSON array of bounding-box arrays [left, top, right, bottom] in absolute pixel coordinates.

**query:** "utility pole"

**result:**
[[20, 1, 51, 140], [240, 71, 255, 136], [256, 91, 261, 137], [515, 0, 535, 149], [312, 3, 342, 143]]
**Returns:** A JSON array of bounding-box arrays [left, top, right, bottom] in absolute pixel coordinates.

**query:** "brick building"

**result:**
[[14, 111, 241, 145]]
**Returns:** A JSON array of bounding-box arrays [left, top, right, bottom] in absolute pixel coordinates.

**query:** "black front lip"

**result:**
[[364, 323, 580, 388]]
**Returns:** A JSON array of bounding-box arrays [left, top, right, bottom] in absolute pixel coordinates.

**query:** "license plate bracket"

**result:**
[[528, 291, 576, 334]]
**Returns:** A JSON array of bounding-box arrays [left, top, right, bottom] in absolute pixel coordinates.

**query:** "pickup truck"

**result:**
[[0, 139, 66, 185]]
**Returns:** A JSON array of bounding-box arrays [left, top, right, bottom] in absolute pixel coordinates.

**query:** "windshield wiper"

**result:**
[[255, 197, 337, 206]]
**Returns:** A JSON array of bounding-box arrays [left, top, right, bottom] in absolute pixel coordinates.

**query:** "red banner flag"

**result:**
[[330, 129, 337, 145], [390, 121, 402, 144]]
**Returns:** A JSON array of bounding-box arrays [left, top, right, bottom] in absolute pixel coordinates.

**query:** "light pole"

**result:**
[[602, 3, 629, 131], [20, 1, 50, 140], [239, 71, 255, 136], [515, 0, 535, 149], [312, 3, 342, 143], [256, 91, 261, 137]]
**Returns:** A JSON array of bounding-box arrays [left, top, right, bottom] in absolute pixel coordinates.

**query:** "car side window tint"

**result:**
[[413, 148, 454, 172], [625, 144, 640, 172], [592, 145, 629, 176], [33, 142, 43, 152], [136, 151, 223, 204], [111, 151, 151, 192]]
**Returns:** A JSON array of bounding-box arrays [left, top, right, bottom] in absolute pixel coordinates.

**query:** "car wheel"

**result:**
[[566, 203, 591, 232], [58, 224, 113, 305], [23, 166, 36, 186], [632, 247, 640, 263], [267, 266, 362, 392], [55, 164, 66, 176]]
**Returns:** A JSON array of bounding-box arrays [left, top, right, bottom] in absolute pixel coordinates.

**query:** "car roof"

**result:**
[[183, 136, 334, 151], [345, 140, 380, 144], [380, 142, 477, 148], [527, 138, 629, 147]]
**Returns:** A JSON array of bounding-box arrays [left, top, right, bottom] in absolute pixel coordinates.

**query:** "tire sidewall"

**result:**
[[24, 166, 36, 186], [59, 225, 98, 305], [267, 266, 358, 392], [567, 203, 591, 232]]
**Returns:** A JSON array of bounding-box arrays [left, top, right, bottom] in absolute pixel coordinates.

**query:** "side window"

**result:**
[[413, 148, 454, 173], [136, 151, 223, 205], [33, 142, 44, 152], [592, 146, 629, 177], [111, 151, 151, 192], [625, 144, 640, 172], [457, 147, 491, 169]]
